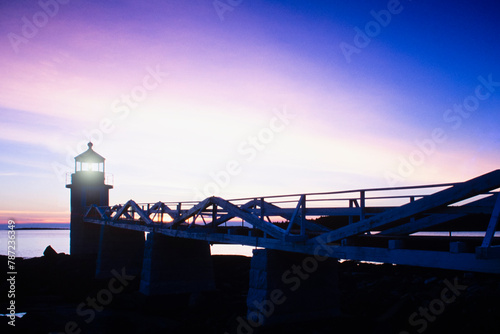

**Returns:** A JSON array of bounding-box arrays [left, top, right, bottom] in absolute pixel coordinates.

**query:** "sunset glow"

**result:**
[[1, 0, 499, 224]]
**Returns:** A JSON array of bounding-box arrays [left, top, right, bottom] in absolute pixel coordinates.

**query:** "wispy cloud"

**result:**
[[0, 172, 18, 177]]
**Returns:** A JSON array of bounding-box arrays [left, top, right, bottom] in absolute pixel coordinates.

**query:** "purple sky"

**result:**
[[1, 0, 499, 224]]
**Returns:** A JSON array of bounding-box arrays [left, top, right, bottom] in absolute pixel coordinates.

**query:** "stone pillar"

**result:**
[[246, 249, 339, 327], [140, 233, 215, 295], [95, 226, 145, 279]]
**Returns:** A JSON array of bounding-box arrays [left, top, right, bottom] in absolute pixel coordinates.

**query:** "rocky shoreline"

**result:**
[[1, 249, 499, 334]]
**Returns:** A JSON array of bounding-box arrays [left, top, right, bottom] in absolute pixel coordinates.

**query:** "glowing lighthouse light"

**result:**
[[75, 142, 105, 173]]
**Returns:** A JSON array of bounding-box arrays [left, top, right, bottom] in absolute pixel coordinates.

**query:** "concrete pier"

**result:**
[[246, 249, 339, 326], [139, 233, 215, 295], [95, 226, 145, 279]]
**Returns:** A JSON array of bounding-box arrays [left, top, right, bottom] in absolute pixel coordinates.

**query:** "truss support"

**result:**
[[481, 193, 500, 248], [286, 195, 306, 235], [381, 194, 498, 236], [476, 193, 500, 259]]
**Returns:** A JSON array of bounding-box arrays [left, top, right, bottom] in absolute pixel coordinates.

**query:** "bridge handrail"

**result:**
[[110, 182, 465, 209], [226, 182, 459, 202]]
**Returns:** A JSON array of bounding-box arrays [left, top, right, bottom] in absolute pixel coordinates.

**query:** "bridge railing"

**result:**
[[92, 181, 462, 228], [85, 177, 499, 241]]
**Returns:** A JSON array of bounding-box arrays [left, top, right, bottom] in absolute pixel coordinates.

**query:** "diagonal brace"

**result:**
[[481, 192, 500, 248], [310, 169, 500, 244]]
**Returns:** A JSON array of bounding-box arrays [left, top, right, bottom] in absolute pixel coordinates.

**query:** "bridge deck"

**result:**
[[84, 170, 500, 274]]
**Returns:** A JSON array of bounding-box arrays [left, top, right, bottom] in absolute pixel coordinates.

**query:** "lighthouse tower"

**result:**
[[66, 142, 112, 256]]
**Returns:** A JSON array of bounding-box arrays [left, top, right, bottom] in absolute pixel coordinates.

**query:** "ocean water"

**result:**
[[0, 229, 256, 258], [0, 229, 70, 258]]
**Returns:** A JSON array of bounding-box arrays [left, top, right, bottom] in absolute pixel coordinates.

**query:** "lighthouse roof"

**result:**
[[75, 142, 105, 163]]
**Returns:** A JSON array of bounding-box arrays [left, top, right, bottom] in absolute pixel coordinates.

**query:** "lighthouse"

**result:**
[[66, 142, 113, 256]]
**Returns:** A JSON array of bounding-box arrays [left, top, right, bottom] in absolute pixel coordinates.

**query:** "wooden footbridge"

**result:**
[[83, 169, 500, 274]]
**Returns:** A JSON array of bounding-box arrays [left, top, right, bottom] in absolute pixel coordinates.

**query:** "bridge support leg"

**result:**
[[95, 226, 145, 279], [246, 249, 339, 327], [139, 233, 215, 295]]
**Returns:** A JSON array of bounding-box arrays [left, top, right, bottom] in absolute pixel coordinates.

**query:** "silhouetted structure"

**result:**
[[68, 144, 500, 325], [66, 142, 112, 256]]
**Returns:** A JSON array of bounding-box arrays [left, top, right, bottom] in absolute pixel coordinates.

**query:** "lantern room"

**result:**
[[75, 142, 105, 173]]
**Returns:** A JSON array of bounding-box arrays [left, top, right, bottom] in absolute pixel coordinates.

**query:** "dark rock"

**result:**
[[1, 254, 499, 334], [43, 245, 58, 258]]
